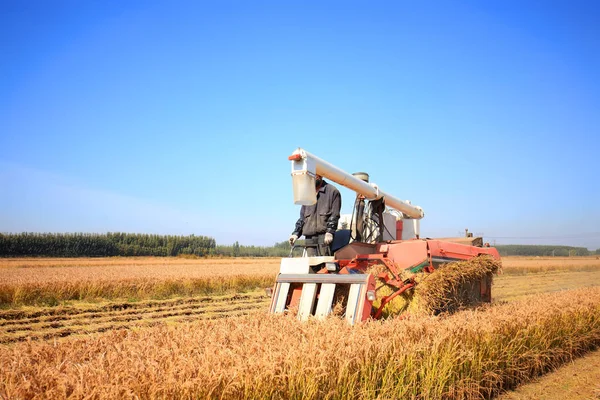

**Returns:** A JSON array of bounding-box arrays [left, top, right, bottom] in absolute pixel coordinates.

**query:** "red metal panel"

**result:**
[[288, 284, 303, 310], [335, 242, 377, 260], [386, 240, 430, 270], [427, 240, 500, 260], [396, 220, 403, 240], [360, 274, 376, 321]]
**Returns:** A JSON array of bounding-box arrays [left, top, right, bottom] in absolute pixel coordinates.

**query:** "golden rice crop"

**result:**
[[2, 287, 600, 399], [0, 258, 280, 307], [2, 256, 598, 308], [370, 256, 501, 317], [500, 256, 600, 274], [0, 275, 274, 307], [0, 257, 280, 278], [414, 256, 501, 314]]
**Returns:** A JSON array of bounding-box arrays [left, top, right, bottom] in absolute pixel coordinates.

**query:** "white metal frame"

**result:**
[[270, 274, 371, 325]]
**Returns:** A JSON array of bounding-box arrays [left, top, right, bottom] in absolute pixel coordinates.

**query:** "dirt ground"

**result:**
[[497, 348, 600, 400]]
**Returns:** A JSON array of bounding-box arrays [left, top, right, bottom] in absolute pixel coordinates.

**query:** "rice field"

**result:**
[[500, 256, 600, 274], [2, 256, 599, 308], [1, 256, 600, 399], [1, 287, 600, 399], [0, 257, 279, 307]]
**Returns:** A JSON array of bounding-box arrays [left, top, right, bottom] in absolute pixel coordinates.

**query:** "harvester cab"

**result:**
[[268, 148, 501, 324]]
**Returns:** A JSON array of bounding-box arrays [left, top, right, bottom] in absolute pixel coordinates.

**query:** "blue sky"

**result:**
[[1, 1, 599, 249]]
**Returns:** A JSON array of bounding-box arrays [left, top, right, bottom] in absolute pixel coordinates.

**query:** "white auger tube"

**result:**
[[289, 148, 424, 220]]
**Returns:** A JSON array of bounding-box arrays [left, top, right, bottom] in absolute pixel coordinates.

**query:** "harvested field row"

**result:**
[[0, 292, 263, 321], [0, 293, 270, 344], [1, 296, 264, 330], [2, 287, 600, 399], [1, 307, 262, 345]]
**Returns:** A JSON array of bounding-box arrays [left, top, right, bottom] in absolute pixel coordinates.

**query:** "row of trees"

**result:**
[[495, 244, 597, 257], [1, 233, 597, 258], [0, 233, 217, 257], [214, 241, 290, 257], [0, 233, 292, 258]]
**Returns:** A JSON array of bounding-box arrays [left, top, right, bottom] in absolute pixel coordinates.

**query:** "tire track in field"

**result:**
[[0, 295, 263, 327], [0, 293, 270, 344], [0, 293, 261, 321]]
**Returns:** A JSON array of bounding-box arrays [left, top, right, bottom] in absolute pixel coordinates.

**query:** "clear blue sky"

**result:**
[[1, 1, 599, 249]]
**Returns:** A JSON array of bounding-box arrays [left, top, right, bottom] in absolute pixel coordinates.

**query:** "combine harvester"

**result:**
[[268, 148, 501, 324]]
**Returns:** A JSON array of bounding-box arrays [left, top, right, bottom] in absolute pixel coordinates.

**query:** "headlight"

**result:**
[[366, 290, 376, 302], [325, 262, 339, 272]]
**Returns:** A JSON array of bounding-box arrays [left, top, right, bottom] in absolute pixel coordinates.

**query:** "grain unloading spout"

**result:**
[[289, 149, 318, 205], [288, 147, 425, 219]]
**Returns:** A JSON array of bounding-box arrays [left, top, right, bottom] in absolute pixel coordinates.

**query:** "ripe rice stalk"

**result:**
[[366, 263, 413, 317], [414, 256, 501, 315], [1, 287, 600, 399], [368, 256, 501, 318], [0, 275, 275, 307], [0, 257, 280, 307]]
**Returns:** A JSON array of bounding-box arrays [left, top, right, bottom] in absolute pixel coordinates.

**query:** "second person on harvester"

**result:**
[[288, 174, 341, 256]]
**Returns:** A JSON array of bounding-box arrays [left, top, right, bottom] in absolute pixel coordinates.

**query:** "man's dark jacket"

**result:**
[[292, 180, 341, 237]]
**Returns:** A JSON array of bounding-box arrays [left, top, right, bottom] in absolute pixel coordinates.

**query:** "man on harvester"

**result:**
[[288, 174, 341, 256]]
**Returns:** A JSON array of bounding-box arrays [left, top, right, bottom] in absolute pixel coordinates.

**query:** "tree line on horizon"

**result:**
[[0, 232, 290, 258], [0, 232, 597, 258], [495, 244, 594, 257]]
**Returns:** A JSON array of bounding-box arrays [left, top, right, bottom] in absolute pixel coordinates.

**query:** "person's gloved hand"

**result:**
[[324, 232, 334, 245], [289, 234, 298, 246]]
